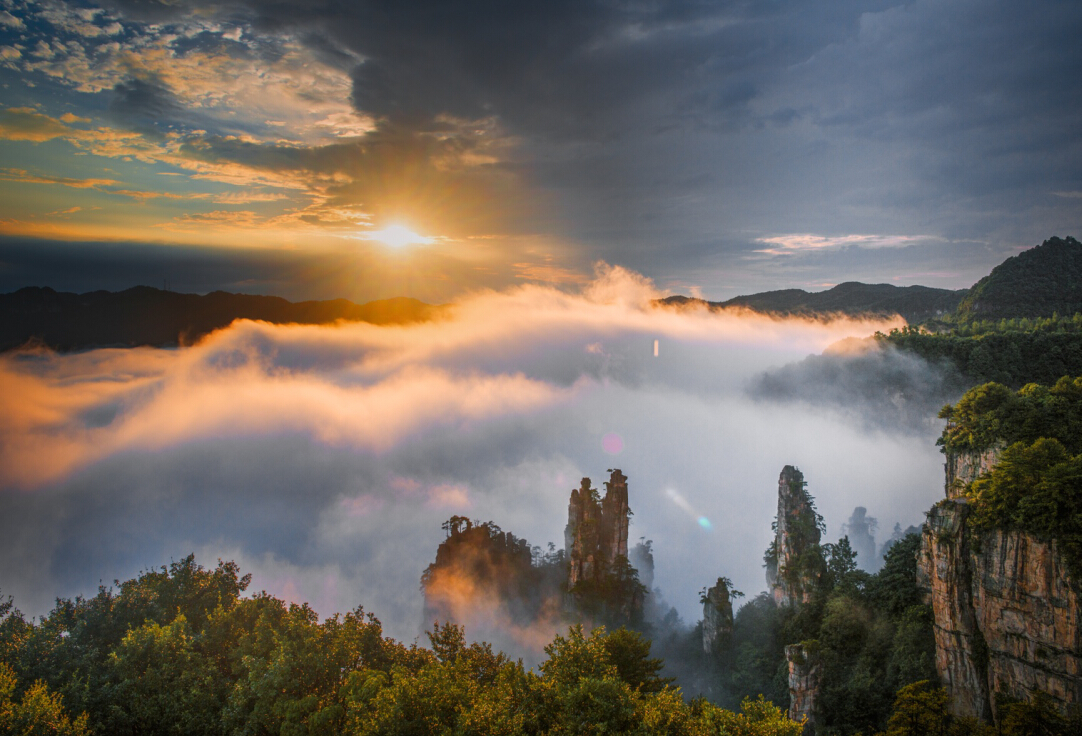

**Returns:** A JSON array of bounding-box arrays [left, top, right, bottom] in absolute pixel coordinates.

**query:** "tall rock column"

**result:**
[[702, 577, 735, 655], [767, 465, 824, 607], [566, 478, 600, 589], [917, 499, 993, 721], [600, 469, 630, 567], [786, 643, 821, 733]]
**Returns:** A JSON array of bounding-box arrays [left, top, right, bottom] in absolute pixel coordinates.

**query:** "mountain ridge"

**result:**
[[660, 282, 966, 323], [5, 235, 1080, 352], [0, 286, 440, 352]]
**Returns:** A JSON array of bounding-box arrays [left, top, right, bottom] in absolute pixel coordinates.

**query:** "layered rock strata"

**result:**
[[944, 446, 1003, 498], [919, 453, 1082, 720]]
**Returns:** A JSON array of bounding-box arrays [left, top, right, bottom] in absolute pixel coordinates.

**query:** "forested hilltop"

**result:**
[[874, 237, 1082, 388], [0, 556, 805, 736], [664, 236, 1082, 392], [670, 235, 1082, 327]]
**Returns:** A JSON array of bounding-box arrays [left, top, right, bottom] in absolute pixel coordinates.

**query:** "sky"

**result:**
[[0, 0, 1079, 301]]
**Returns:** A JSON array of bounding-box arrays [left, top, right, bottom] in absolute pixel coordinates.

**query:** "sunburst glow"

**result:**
[[365, 224, 433, 248]]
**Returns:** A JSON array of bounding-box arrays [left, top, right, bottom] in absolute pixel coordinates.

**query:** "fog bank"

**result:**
[[0, 267, 946, 642]]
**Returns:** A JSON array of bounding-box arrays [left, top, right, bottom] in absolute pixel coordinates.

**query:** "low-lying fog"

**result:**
[[0, 266, 957, 647]]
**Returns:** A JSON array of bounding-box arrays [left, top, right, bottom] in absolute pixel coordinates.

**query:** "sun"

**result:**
[[365, 224, 433, 248]]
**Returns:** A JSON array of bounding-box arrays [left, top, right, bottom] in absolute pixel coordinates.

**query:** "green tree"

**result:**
[[0, 662, 89, 736], [883, 680, 951, 736], [600, 627, 672, 693], [697, 694, 805, 736], [108, 615, 225, 736], [996, 693, 1069, 736]]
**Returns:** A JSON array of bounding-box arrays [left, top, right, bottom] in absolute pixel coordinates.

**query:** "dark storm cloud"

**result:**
[[780, 1, 1082, 206], [15, 0, 1080, 290], [100, 0, 899, 137]]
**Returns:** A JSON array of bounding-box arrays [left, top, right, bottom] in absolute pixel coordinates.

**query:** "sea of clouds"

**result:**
[[0, 266, 953, 645]]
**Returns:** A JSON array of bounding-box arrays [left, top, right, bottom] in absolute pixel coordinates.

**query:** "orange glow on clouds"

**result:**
[[0, 266, 903, 490]]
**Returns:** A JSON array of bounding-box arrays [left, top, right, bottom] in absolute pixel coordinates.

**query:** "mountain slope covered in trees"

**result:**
[[660, 283, 964, 324], [955, 236, 1082, 320]]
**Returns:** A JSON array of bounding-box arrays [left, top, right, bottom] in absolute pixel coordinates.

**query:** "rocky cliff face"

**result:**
[[786, 643, 820, 732], [701, 577, 735, 655], [944, 446, 1002, 498], [919, 456, 1082, 720], [566, 469, 631, 589], [566, 477, 601, 588], [601, 469, 630, 566], [768, 465, 824, 607]]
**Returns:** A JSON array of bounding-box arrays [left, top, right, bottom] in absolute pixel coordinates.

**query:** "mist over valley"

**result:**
[[0, 265, 948, 648]]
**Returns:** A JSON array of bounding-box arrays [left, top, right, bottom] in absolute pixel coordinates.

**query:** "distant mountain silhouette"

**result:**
[[7, 235, 1082, 352], [0, 286, 439, 351], [955, 236, 1082, 320], [660, 283, 965, 323], [663, 236, 1082, 324]]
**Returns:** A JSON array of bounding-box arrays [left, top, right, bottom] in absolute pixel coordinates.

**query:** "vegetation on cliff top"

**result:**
[[939, 378, 1082, 580], [937, 376, 1082, 453], [869, 237, 1082, 390], [879, 319, 1082, 389]]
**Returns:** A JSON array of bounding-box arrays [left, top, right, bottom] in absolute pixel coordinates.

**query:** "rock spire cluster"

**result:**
[[565, 469, 630, 589]]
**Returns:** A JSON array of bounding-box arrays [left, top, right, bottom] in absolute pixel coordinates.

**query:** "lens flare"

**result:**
[[666, 487, 712, 532], [602, 432, 624, 454]]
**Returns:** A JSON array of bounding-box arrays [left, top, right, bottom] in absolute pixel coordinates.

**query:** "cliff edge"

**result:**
[[918, 449, 1082, 720]]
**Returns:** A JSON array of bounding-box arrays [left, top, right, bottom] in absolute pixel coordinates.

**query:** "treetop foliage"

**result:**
[[1, 556, 806, 736], [937, 376, 1082, 453]]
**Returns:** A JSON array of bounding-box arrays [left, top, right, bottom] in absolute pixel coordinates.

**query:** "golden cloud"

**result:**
[[0, 266, 902, 490], [0, 107, 85, 142]]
